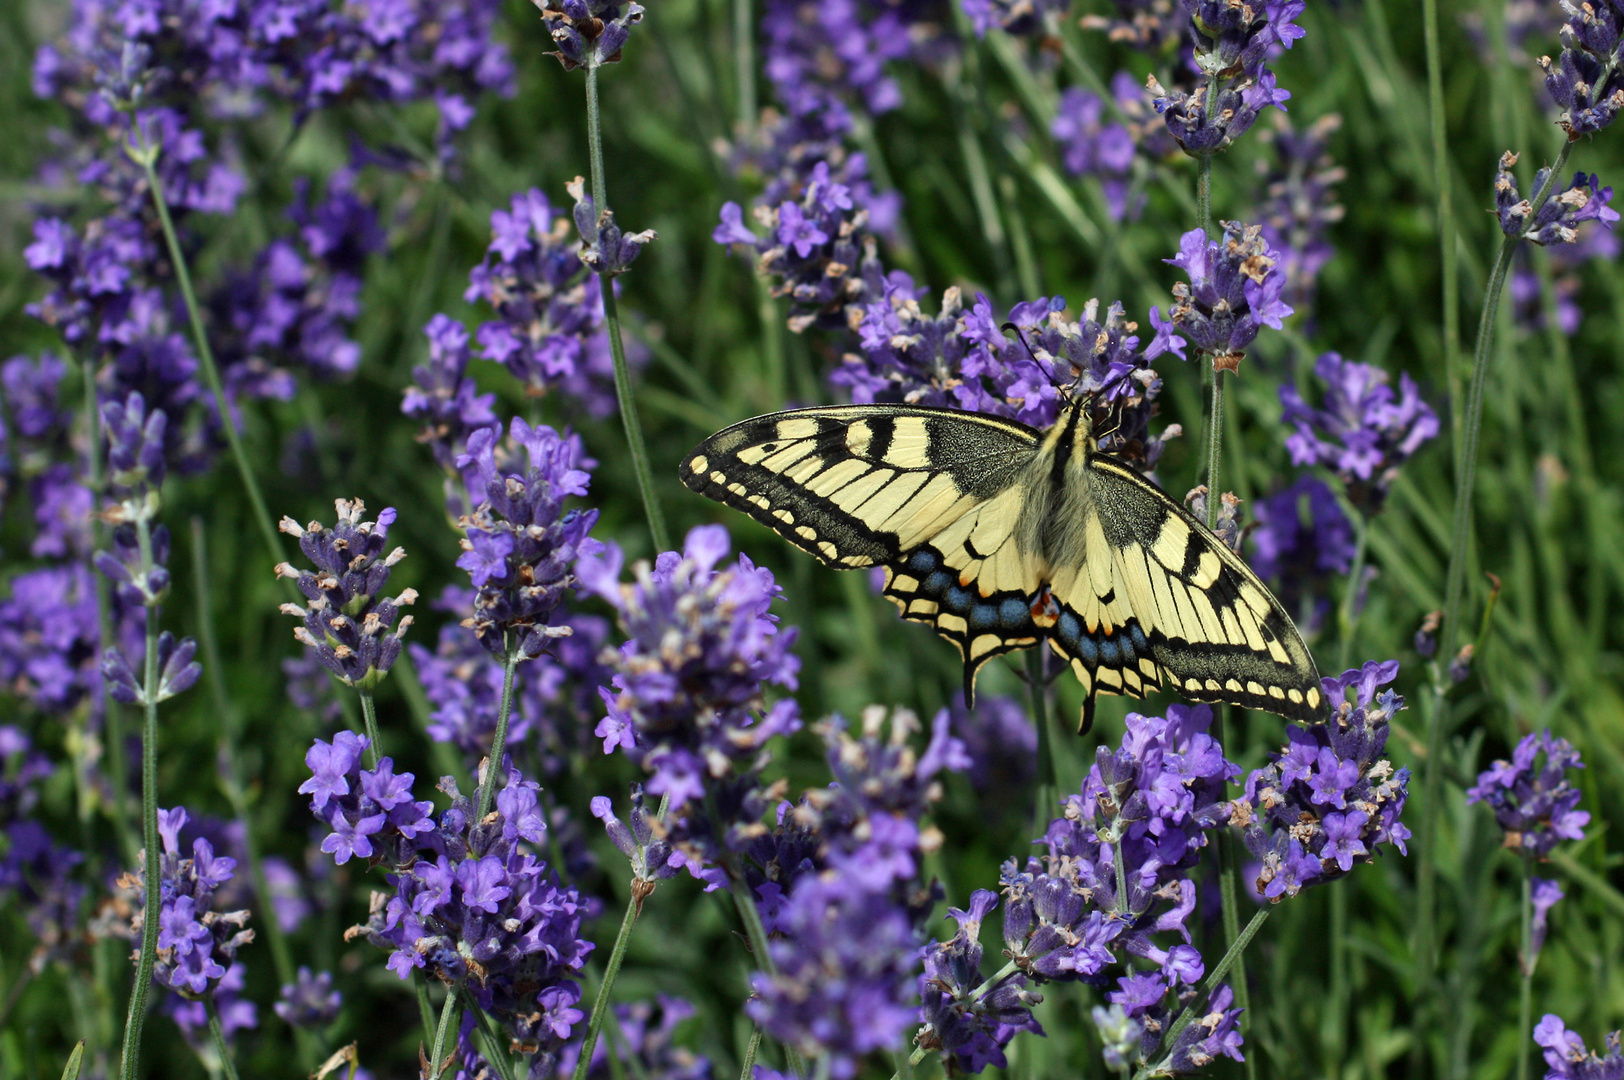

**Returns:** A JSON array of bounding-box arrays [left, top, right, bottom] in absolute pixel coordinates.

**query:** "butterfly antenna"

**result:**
[[1000, 321, 1071, 397]]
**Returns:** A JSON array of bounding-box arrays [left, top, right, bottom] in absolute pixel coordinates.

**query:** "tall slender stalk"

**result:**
[[1416, 139, 1573, 984], [475, 649, 522, 819], [128, 122, 282, 570], [117, 519, 162, 1080], [82, 358, 136, 863], [583, 61, 672, 554], [357, 690, 383, 769], [428, 988, 461, 1079], [1421, 0, 1460, 464], [203, 997, 243, 1080], [733, 0, 755, 130], [1517, 864, 1534, 1080], [570, 884, 648, 1080]]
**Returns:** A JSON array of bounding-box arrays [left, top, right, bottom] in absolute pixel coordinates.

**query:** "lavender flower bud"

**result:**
[[1497, 153, 1621, 244], [919, 890, 1044, 1073], [567, 176, 656, 275], [591, 788, 680, 889], [1539, 0, 1624, 138], [100, 631, 201, 706], [276, 499, 415, 690], [535, 0, 645, 70]]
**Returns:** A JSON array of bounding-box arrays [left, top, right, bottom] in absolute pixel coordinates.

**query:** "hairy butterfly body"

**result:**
[[680, 401, 1324, 732]]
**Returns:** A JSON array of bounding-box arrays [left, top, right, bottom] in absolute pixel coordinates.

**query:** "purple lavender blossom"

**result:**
[[1510, 226, 1621, 335], [163, 962, 257, 1046], [761, 0, 938, 116], [1148, 68, 1291, 157], [1256, 114, 1345, 315], [947, 694, 1037, 793], [1052, 88, 1140, 221], [537, 0, 646, 70], [208, 171, 382, 392], [455, 419, 602, 660], [961, 0, 1072, 37], [274, 966, 342, 1029], [465, 188, 644, 418], [714, 155, 887, 336], [410, 588, 612, 774], [1147, 223, 1293, 370], [1534, 1016, 1624, 1080], [748, 865, 920, 1078], [1162, 984, 1245, 1072], [1529, 878, 1564, 970], [321, 756, 591, 1074], [576, 526, 800, 862], [1237, 661, 1411, 900], [844, 289, 1172, 465], [403, 315, 499, 475], [1539, 0, 1624, 138], [1466, 730, 1591, 859], [275, 499, 416, 690], [1143, 0, 1302, 156], [568, 175, 657, 276], [592, 787, 682, 889], [118, 806, 253, 999], [1280, 352, 1440, 509], [0, 564, 101, 713], [918, 890, 1044, 1073], [1, 731, 86, 959], [559, 996, 714, 1080], [101, 629, 200, 706], [1496, 154, 1621, 245], [1246, 475, 1355, 629], [1080, 0, 1185, 51]]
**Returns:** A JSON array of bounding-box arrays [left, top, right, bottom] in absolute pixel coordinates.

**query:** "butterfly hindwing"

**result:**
[[679, 406, 1040, 567], [1078, 456, 1325, 722], [879, 486, 1044, 702]]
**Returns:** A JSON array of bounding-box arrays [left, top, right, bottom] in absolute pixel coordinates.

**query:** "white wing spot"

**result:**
[[726, 482, 747, 497], [1268, 686, 1286, 700], [688, 454, 708, 474], [1247, 680, 1266, 696], [1306, 687, 1321, 708], [891, 575, 919, 592], [818, 541, 838, 560], [773, 509, 795, 524], [1287, 688, 1304, 705], [938, 613, 967, 635], [846, 421, 873, 456], [796, 526, 817, 541]]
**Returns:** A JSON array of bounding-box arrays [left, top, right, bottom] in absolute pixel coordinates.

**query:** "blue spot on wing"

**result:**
[[998, 598, 1028, 628]]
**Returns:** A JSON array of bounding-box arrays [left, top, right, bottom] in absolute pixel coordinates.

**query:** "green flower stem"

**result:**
[[117, 519, 163, 1080], [129, 124, 282, 571], [1421, 0, 1460, 461], [357, 689, 383, 769], [416, 977, 438, 1053], [475, 649, 522, 819], [740, 1027, 763, 1080], [728, 872, 807, 1079], [571, 880, 650, 1080], [1191, 147, 1251, 1067], [429, 987, 461, 1079], [204, 996, 243, 1080], [82, 357, 136, 864], [583, 60, 672, 554], [1417, 138, 1574, 985], [1132, 906, 1272, 1080], [467, 990, 518, 1080], [188, 519, 314, 1064], [1518, 862, 1533, 1080], [733, 0, 755, 130]]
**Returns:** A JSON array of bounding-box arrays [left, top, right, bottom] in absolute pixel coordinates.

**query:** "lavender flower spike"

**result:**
[[536, 0, 646, 70], [1466, 729, 1591, 859], [1534, 1016, 1624, 1079], [276, 499, 416, 690], [1147, 223, 1293, 371], [1496, 153, 1621, 245]]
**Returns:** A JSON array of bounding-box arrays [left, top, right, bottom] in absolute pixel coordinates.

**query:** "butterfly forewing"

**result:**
[[679, 406, 1039, 567]]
